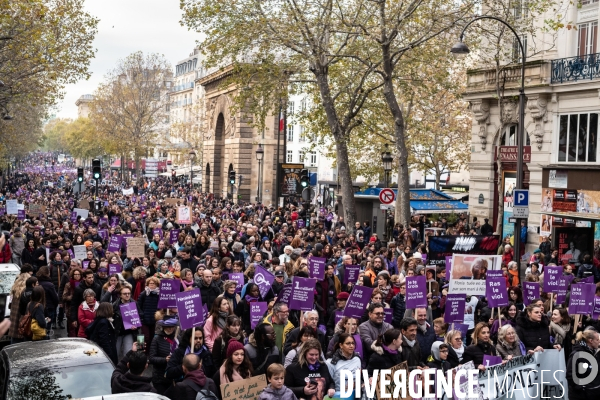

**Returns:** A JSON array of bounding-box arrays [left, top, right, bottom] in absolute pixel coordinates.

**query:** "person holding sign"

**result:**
[[113, 286, 142, 361], [284, 339, 335, 400], [461, 322, 498, 371], [163, 353, 219, 400], [217, 339, 253, 385], [515, 303, 558, 353], [166, 328, 215, 383], [495, 325, 526, 361]]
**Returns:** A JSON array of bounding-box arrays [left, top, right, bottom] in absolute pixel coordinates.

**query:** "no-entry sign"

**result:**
[[379, 188, 395, 205]]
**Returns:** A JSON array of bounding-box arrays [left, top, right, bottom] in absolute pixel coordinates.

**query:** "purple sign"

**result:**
[[229, 273, 244, 293], [344, 265, 360, 284], [308, 257, 326, 280], [0, 207, 5, 216], [82, 260, 90, 270], [107, 236, 121, 252], [120, 234, 134, 249], [445, 256, 453, 275], [444, 293, 466, 323], [176, 288, 204, 330], [157, 279, 179, 308], [486, 270, 504, 279], [523, 282, 540, 306], [119, 302, 141, 330], [568, 283, 595, 315], [169, 229, 180, 245], [153, 228, 163, 238], [335, 310, 344, 325], [250, 302, 268, 330], [17, 210, 25, 220], [421, 254, 428, 263], [98, 229, 108, 240], [71, 212, 78, 223], [406, 276, 427, 308], [108, 264, 122, 275], [452, 323, 469, 336], [254, 265, 275, 299], [110, 216, 119, 227], [289, 277, 317, 311], [99, 218, 108, 227], [277, 284, 292, 305], [581, 276, 595, 284], [343, 286, 374, 319], [483, 355, 503, 368], [544, 266, 562, 293], [202, 304, 209, 320], [486, 277, 509, 308], [555, 277, 569, 304], [384, 308, 393, 325], [593, 297, 600, 320], [297, 219, 305, 229], [67, 249, 74, 259]]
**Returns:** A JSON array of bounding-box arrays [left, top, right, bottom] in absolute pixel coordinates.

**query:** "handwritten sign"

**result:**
[[127, 237, 146, 259], [73, 245, 87, 260], [220, 374, 267, 400]]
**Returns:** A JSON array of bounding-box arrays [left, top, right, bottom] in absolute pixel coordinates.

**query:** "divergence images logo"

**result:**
[[572, 351, 599, 385]]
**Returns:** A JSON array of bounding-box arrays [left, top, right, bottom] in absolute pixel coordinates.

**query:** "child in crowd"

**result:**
[[258, 363, 298, 400]]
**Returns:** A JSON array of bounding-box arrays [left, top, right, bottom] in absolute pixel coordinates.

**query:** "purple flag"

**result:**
[[107, 236, 121, 252], [176, 288, 204, 330], [120, 302, 141, 330], [229, 273, 244, 293], [254, 265, 275, 299], [543, 266, 562, 293], [523, 282, 540, 306], [343, 286, 374, 319], [483, 355, 503, 368], [593, 297, 600, 320], [384, 308, 393, 325], [344, 265, 360, 284], [289, 277, 317, 311], [278, 284, 292, 305], [250, 302, 268, 330], [308, 257, 326, 280], [157, 279, 179, 308], [568, 283, 595, 315], [109, 264, 122, 275], [486, 277, 509, 308], [444, 294, 466, 323], [169, 229, 180, 245], [406, 276, 427, 308], [67, 249, 74, 259]]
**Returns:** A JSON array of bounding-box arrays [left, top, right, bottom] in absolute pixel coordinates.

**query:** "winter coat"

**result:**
[[199, 281, 220, 310], [212, 334, 245, 370], [21, 246, 37, 269], [390, 292, 406, 329], [244, 333, 280, 376], [203, 316, 224, 352], [149, 331, 176, 387], [18, 287, 33, 320], [263, 314, 295, 352], [416, 323, 436, 363], [284, 361, 335, 400], [111, 350, 157, 394], [515, 312, 552, 351], [38, 276, 59, 312], [577, 263, 600, 282], [70, 280, 101, 318], [166, 342, 215, 383], [77, 300, 99, 338], [401, 339, 424, 368], [235, 298, 259, 336], [446, 345, 463, 368], [258, 385, 298, 400], [461, 341, 497, 368], [326, 350, 362, 393], [49, 261, 68, 292], [428, 342, 450, 374], [567, 342, 600, 400], [358, 320, 393, 361], [367, 342, 404, 375], [163, 370, 218, 400], [9, 234, 25, 261], [87, 317, 118, 365], [137, 289, 160, 326], [314, 275, 340, 324], [0, 242, 12, 263], [496, 339, 525, 360], [113, 299, 141, 337]]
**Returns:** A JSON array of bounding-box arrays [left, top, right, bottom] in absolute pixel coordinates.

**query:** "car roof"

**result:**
[[2, 338, 113, 371], [82, 393, 170, 400], [0, 264, 20, 273]]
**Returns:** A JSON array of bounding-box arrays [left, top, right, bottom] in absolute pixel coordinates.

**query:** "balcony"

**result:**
[[551, 53, 600, 84], [465, 60, 550, 95], [170, 82, 195, 92]]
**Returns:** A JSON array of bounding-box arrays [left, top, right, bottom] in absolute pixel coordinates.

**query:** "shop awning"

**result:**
[[410, 200, 469, 214]]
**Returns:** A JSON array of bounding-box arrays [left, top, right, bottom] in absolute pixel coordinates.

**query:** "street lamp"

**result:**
[[452, 16, 527, 271], [189, 150, 196, 189], [256, 144, 264, 203], [381, 144, 393, 188]]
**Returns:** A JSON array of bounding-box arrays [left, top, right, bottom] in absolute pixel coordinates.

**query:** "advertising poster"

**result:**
[[502, 172, 516, 241], [428, 235, 500, 265], [540, 188, 553, 212], [540, 214, 552, 237], [448, 254, 502, 295]]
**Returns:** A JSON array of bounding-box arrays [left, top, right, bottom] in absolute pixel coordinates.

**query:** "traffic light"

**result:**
[[77, 167, 84, 182], [300, 169, 309, 188], [92, 159, 101, 180], [229, 170, 236, 185]]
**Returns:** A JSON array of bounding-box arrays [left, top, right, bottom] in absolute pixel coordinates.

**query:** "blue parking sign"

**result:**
[[513, 189, 529, 207]]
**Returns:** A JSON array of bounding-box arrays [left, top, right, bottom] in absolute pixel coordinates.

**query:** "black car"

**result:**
[[0, 338, 115, 399]]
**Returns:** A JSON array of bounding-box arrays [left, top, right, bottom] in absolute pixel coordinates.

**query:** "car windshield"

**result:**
[[0, 270, 20, 294], [7, 363, 113, 399]]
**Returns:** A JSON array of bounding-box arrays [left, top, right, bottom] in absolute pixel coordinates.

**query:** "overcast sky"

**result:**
[[55, 0, 199, 119]]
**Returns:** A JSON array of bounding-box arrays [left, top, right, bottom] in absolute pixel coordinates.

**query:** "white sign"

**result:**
[[6, 200, 18, 215], [122, 187, 134, 195], [73, 245, 87, 260], [513, 207, 529, 218], [380, 204, 395, 210], [73, 208, 89, 219]]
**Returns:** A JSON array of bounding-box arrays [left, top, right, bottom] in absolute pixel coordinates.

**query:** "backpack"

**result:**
[[18, 303, 36, 339], [184, 379, 219, 400]]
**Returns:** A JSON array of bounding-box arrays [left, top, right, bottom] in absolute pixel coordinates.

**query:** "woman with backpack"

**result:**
[[25, 286, 50, 341]]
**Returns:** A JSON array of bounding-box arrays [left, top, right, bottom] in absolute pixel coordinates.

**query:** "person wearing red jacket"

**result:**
[[0, 234, 12, 263]]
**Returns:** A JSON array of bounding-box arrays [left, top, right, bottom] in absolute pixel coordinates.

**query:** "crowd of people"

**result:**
[[3, 151, 600, 399]]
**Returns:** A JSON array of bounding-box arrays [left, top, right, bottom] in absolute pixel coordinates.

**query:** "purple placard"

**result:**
[[169, 229, 180, 245], [308, 257, 326, 280], [564, 274, 575, 286], [98, 229, 108, 240], [445, 256, 453, 274], [110, 216, 119, 227], [581, 276, 595, 284], [153, 228, 163, 238], [593, 297, 600, 320], [486, 277, 509, 307], [343, 286, 374, 319], [202, 304, 209, 320], [120, 234, 134, 249], [543, 266, 562, 293], [486, 270, 504, 279], [17, 210, 25, 220], [109, 264, 122, 275], [452, 323, 469, 336], [229, 273, 244, 293], [483, 355, 503, 368], [71, 212, 78, 223], [176, 288, 204, 330], [344, 265, 360, 284], [82, 260, 90, 270], [67, 249, 74, 259], [157, 279, 179, 308], [523, 282, 540, 306], [421, 254, 428, 263], [277, 284, 292, 305], [107, 236, 121, 252], [250, 302, 268, 330], [297, 219, 305, 229], [254, 265, 275, 299], [384, 308, 393, 324], [335, 310, 344, 325], [99, 218, 108, 227], [555, 277, 569, 304], [406, 276, 427, 308], [0, 207, 5, 216], [568, 283, 595, 315], [444, 293, 466, 323], [119, 302, 141, 330], [289, 277, 317, 311]]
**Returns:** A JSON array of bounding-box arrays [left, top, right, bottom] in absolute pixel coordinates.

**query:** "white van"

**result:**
[[0, 264, 21, 343]]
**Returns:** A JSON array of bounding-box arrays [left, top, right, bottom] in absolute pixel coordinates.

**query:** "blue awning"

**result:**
[[410, 200, 468, 214]]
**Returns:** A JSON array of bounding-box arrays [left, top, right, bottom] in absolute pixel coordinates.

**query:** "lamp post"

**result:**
[[451, 16, 526, 270], [256, 144, 264, 203], [189, 150, 196, 189], [381, 144, 393, 188]]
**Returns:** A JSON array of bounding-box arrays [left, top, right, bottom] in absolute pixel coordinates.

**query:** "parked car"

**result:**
[[0, 338, 115, 399], [0, 264, 20, 343], [83, 394, 169, 400]]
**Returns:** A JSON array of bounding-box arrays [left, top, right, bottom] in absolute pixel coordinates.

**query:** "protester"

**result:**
[[462, 322, 498, 370], [86, 302, 118, 365], [111, 343, 156, 394], [166, 327, 215, 382], [216, 339, 254, 385], [245, 323, 280, 375], [204, 295, 233, 352], [567, 329, 600, 399], [137, 276, 160, 353], [163, 354, 218, 400], [258, 363, 298, 400], [325, 332, 361, 396], [284, 339, 335, 400], [77, 288, 99, 338], [515, 303, 558, 352], [149, 317, 179, 394], [495, 325, 526, 361], [212, 315, 244, 369]]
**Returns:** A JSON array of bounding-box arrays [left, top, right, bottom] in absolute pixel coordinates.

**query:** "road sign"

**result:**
[[379, 188, 395, 205], [513, 207, 529, 218], [380, 204, 395, 210], [513, 189, 529, 207]]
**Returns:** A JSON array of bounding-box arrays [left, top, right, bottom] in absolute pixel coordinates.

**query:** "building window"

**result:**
[[581, 0, 599, 4], [309, 151, 317, 166], [288, 101, 295, 115], [299, 150, 305, 163], [287, 125, 294, 142], [500, 124, 530, 146], [512, 34, 527, 63], [558, 113, 598, 163], [513, 0, 528, 19], [299, 126, 306, 142], [578, 22, 598, 57], [301, 99, 307, 112], [286, 150, 293, 162]]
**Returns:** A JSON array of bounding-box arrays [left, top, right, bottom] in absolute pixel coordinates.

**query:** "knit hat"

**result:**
[[336, 292, 349, 300], [226, 338, 245, 359], [84, 240, 93, 247], [315, 243, 323, 252]]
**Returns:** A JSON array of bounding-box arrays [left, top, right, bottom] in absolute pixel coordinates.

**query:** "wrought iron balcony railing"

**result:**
[[551, 53, 600, 84]]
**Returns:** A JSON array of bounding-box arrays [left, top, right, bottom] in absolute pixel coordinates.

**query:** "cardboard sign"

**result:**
[[165, 198, 180, 206], [126, 237, 146, 259], [376, 362, 410, 400], [29, 203, 46, 216], [73, 207, 89, 219], [220, 374, 267, 400], [5, 200, 18, 215]]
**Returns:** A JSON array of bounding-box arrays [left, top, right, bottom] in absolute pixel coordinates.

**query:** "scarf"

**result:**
[[307, 361, 321, 371], [245, 295, 259, 303], [185, 344, 207, 357], [224, 291, 238, 308], [173, 271, 181, 278], [417, 322, 428, 334], [330, 348, 360, 365], [404, 336, 416, 347], [133, 279, 144, 301], [379, 284, 391, 299], [145, 286, 160, 296], [69, 279, 81, 290], [165, 334, 178, 353], [453, 345, 464, 360], [382, 344, 398, 354], [181, 279, 194, 290], [217, 311, 228, 329]]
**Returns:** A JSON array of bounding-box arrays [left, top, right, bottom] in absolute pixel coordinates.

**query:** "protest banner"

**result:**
[[110, 216, 119, 227], [308, 256, 326, 280], [523, 282, 540, 306], [157, 279, 179, 308], [483, 354, 503, 368], [254, 265, 275, 299], [127, 237, 146, 259], [486, 278, 509, 308], [593, 297, 600, 320], [250, 302, 268, 330], [229, 273, 244, 293], [384, 308, 393, 325], [119, 302, 141, 330], [177, 206, 191, 224], [176, 288, 204, 330], [428, 235, 500, 266], [220, 374, 267, 400], [406, 276, 427, 308], [169, 229, 180, 245], [107, 236, 121, 252], [73, 207, 89, 219], [444, 293, 466, 323], [375, 362, 411, 400], [289, 277, 317, 311], [555, 277, 569, 305], [449, 254, 502, 295], [73, 245, 87, 260], [108, 264, 122, 275], [5, 200, 18, 215], [343, 286, 374, 319], [122, 187, 134, 195], [344, 265, 361, 284], [152, 228, 163, 238], [97, 229, 108, 240], [277, 284, 292, 305]]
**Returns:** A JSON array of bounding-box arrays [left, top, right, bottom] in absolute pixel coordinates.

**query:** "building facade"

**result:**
[[466, 1, 600, 258], [75, 94, 94, 118]]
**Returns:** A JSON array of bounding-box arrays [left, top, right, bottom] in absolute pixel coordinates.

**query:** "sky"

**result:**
[[55, 0, 199, 119]]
